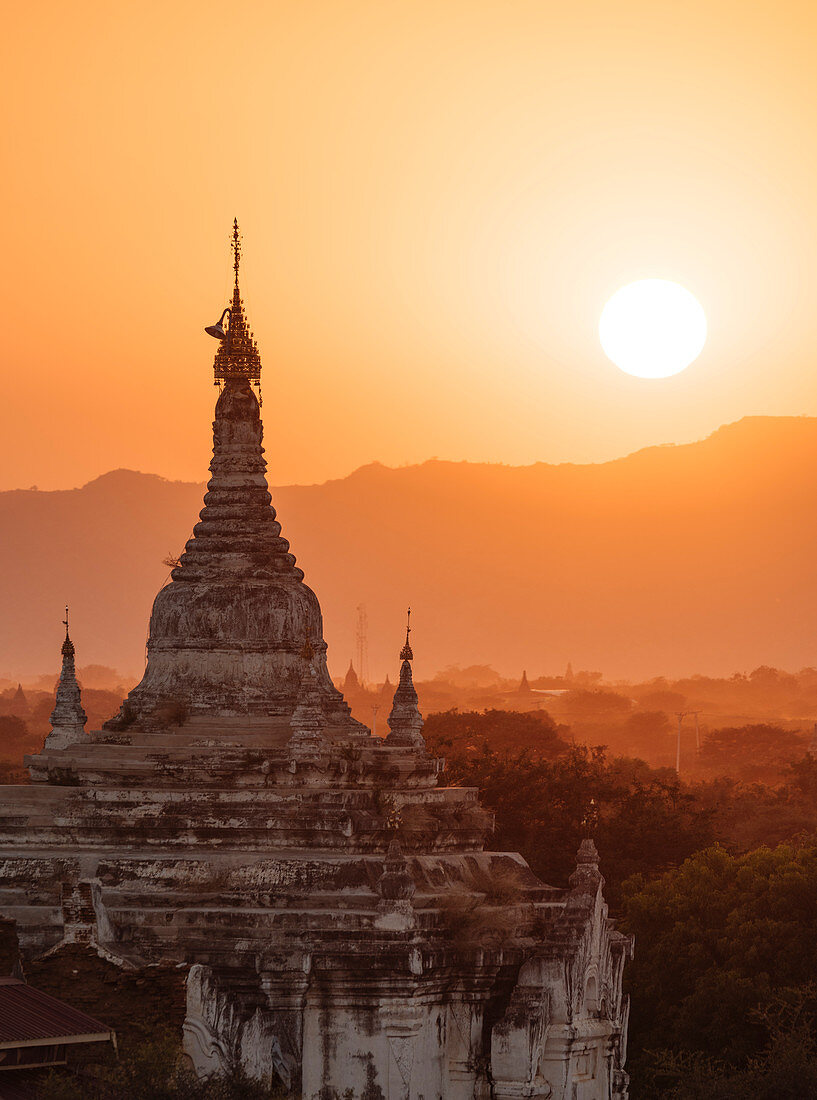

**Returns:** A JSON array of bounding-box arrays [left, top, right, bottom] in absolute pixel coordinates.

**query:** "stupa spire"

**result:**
[[400, 606, 413, 661], [232, 216, 241, 287], [42, 607, 87, 752], [109, 226, 364, 732], [386, 608, 425, 747], [212, 219, 262, 389]]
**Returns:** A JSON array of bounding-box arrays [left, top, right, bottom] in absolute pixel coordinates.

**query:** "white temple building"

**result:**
[[0, 224, 632, 1099]]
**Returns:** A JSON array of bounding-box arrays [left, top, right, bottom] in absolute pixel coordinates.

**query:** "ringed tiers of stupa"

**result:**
[[0, 225, 632, 1100]]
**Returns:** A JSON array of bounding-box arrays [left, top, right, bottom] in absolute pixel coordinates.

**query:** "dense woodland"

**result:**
[[5, 669, 817, 1097]]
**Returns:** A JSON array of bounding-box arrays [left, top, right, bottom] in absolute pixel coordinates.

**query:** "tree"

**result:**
[[699, 724, 806, 779], [435, 744, 714, 900], [0, 715, 37, 762], [635, 988, 817, 1100], [620, 710, 672, 758], [620, 843, 817, 1093], [560, 689, 633, 719], [424, 709, 569, 758]]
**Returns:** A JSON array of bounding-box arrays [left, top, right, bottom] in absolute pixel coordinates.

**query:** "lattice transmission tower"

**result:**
[[355, 604, 369, 687]]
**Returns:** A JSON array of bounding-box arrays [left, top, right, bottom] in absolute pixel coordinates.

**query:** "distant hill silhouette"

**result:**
[[3, 416, 817, 683]]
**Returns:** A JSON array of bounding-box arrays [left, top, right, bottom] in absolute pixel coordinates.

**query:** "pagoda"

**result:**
[[42, 607, 87, 751], [0, 226, 631, 1100], [110, 221, 360, 731]]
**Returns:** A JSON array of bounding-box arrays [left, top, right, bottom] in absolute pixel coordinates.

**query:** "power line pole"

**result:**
[[689, 711, 701, 752], [675, 712, 688, 774]]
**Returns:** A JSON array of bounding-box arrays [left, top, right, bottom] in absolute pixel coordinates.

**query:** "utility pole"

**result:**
[[675, 712, 687, 774], [689, 711, 701, 752]]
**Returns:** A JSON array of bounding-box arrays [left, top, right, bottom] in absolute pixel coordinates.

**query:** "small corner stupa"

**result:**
[[42, 607, 87, 752], [0, 224, 632, 1100], [385, 609, 425, 748]]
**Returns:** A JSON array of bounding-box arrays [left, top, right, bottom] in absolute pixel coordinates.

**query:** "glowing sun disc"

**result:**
[[599, 279, 707, 378]]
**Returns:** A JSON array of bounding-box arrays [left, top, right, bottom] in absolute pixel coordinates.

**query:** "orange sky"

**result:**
[[4, 1, 817, 490]]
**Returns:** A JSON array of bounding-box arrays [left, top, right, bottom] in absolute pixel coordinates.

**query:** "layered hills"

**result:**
[[1, 416, 815, 682]]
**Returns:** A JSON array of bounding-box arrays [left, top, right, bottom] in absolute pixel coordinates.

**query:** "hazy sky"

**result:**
[[4, 0, 817, 490]]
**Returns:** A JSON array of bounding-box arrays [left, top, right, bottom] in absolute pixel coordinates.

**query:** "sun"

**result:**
[[599, 279, 707, 379]]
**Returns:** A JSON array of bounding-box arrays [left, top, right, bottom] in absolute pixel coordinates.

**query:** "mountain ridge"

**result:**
[[3, 415, 816, 682], [10, 414, 804, 496]]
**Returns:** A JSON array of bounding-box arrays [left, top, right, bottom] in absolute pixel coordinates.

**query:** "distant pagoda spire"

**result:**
[[386, 608, 425, 748], [10, 683, 28, 716], [43, 606, 87, 751], [518, 670, 532, 694], [212, 219, 262, 391], [344, 661, 361, 693]]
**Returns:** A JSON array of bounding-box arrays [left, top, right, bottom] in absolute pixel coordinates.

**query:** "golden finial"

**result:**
[[400, 607, 413, 662], [208, 220, 262, 388], [232, 218, 241, 287]]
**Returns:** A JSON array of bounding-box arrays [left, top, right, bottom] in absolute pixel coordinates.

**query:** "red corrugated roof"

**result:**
[[0, 979, 113, 1046]]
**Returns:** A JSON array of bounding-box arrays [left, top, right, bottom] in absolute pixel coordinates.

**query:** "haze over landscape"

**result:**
[[2, 414, 814, 682], [8, 3, 817, 1097]]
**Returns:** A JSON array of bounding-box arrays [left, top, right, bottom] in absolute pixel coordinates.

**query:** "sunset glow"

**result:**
[[599, 280, 707, 379], [5, 8, 817, 1092], [3, 2, 817, 489]]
